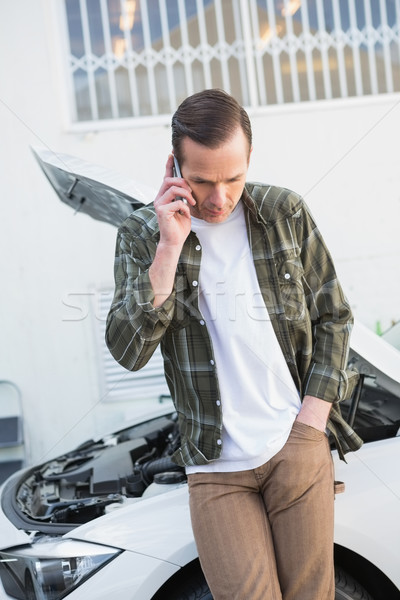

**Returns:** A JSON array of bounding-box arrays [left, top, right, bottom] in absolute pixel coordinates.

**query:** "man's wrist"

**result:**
[[296, 395, 332, 432]]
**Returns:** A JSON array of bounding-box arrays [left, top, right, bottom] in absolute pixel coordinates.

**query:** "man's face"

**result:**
[[180, 127, 251, 223]]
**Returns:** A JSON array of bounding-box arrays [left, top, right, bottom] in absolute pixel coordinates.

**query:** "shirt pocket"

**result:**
[[275, 252, 306, 321]]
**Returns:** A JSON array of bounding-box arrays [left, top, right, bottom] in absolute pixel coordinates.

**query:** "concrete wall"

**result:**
[[1, 0, 399, 464]]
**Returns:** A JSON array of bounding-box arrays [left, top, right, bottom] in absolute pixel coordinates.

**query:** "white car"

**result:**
[[1, 151, 398, 600]]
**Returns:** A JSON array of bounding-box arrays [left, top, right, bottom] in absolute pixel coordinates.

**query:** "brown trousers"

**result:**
[[188, 420, 335, 600]]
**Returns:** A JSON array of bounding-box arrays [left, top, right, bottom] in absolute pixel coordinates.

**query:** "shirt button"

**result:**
[[210, 359, 215, 366], [216, 400, 221, 406], [192, 280, 198, 287], [199, 319, 205, 326], [284, 273, 291, 280], [195, 244, 201, 251], [217, 439, 222, 446]]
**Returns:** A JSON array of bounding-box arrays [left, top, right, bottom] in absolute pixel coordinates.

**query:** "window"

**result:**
[[62, 0, 400, 122]]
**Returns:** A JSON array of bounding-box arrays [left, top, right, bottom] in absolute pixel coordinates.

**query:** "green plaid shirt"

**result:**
[[106, 183, 362, 466]]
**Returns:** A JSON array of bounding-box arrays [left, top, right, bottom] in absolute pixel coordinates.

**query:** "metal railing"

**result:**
[[62, 0, 400, 122]]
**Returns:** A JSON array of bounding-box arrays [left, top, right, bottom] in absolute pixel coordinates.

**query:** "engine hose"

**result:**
[[141, 457, 184, 485]]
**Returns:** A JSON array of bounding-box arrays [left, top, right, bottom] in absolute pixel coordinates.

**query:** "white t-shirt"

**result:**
[[186, 201, 301, 474]]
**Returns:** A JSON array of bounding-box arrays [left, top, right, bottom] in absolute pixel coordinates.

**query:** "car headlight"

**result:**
[[0, 538, 121, 599]]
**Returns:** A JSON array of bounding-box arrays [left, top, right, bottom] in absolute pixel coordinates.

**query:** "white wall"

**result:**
[[1, 0, 399, 464]]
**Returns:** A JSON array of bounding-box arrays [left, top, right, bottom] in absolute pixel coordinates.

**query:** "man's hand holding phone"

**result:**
[[153, 154, 195, 248]]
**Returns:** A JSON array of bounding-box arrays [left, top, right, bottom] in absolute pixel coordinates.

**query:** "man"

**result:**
[[106, 89, 361, 600]]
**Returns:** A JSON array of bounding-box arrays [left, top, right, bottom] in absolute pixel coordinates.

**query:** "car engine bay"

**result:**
[[2, 413, 185, 534]]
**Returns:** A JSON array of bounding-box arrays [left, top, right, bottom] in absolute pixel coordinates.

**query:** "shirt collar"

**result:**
[[242, 185, 268, 227]]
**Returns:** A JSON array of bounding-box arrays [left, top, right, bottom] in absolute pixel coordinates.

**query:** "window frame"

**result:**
[[55, 0, 400, 131]]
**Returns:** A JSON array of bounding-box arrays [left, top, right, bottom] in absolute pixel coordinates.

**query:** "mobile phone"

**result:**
[[173, 156, 188, 205]]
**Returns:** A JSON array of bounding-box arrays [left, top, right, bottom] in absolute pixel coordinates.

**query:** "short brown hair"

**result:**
[[172, 89, 252, 164]]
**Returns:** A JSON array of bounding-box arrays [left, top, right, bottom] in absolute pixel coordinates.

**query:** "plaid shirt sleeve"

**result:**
[[105, 210, 175, 372]]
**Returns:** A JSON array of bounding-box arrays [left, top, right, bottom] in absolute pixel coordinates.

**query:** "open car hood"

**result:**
[[32, 147, 155, 227]]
